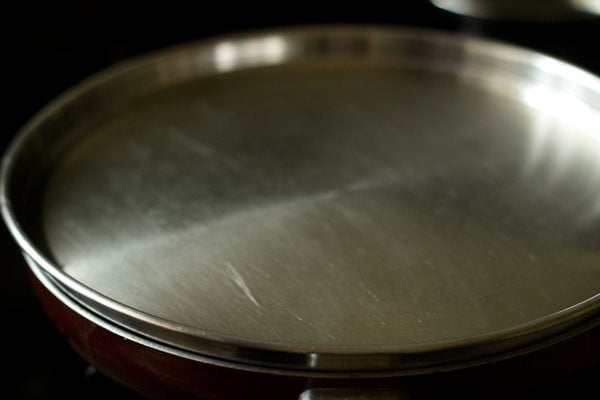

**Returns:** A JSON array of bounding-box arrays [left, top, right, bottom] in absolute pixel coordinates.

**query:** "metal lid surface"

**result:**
[[2, 27, 600, 373]]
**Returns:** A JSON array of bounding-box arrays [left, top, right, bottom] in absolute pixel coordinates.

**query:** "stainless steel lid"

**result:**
[[2, 26, 600, 374]]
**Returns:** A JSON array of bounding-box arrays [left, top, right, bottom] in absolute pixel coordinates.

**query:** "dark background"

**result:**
[[2, 2, 599, 399]]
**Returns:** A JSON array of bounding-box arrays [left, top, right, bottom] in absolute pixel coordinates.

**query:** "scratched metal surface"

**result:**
[[3, 27, 600, 371]]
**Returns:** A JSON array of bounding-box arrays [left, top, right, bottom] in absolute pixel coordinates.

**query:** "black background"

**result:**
[[2, 2, 599, 398]]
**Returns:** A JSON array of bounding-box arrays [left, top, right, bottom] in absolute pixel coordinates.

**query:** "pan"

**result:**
[[2, 26, 599, 398]]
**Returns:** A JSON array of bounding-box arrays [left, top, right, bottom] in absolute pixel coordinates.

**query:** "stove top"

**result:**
[[2, 2, 599, 399]]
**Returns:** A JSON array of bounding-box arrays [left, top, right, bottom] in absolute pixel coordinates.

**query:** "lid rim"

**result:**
[[2, 25, 600, 372]]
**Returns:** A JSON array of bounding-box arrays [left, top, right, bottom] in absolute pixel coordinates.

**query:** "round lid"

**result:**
[[2, 27, 600, 373]]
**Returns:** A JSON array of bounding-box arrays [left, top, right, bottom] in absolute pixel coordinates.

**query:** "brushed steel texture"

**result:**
[[26, 252, 600, 378], [2, 26, 600, 372]]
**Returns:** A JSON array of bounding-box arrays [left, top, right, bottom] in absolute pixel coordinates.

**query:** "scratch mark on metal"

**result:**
[[225, 262, 262, 309], [168, 125, 215, 157], [360, 282, 379, 302], [358, 282, 387, 325], [282, 307, 336, 339]]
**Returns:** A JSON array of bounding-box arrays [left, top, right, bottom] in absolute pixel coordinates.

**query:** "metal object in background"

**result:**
[[298, 388, 409, 400], [431, 0, 600, 21]]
